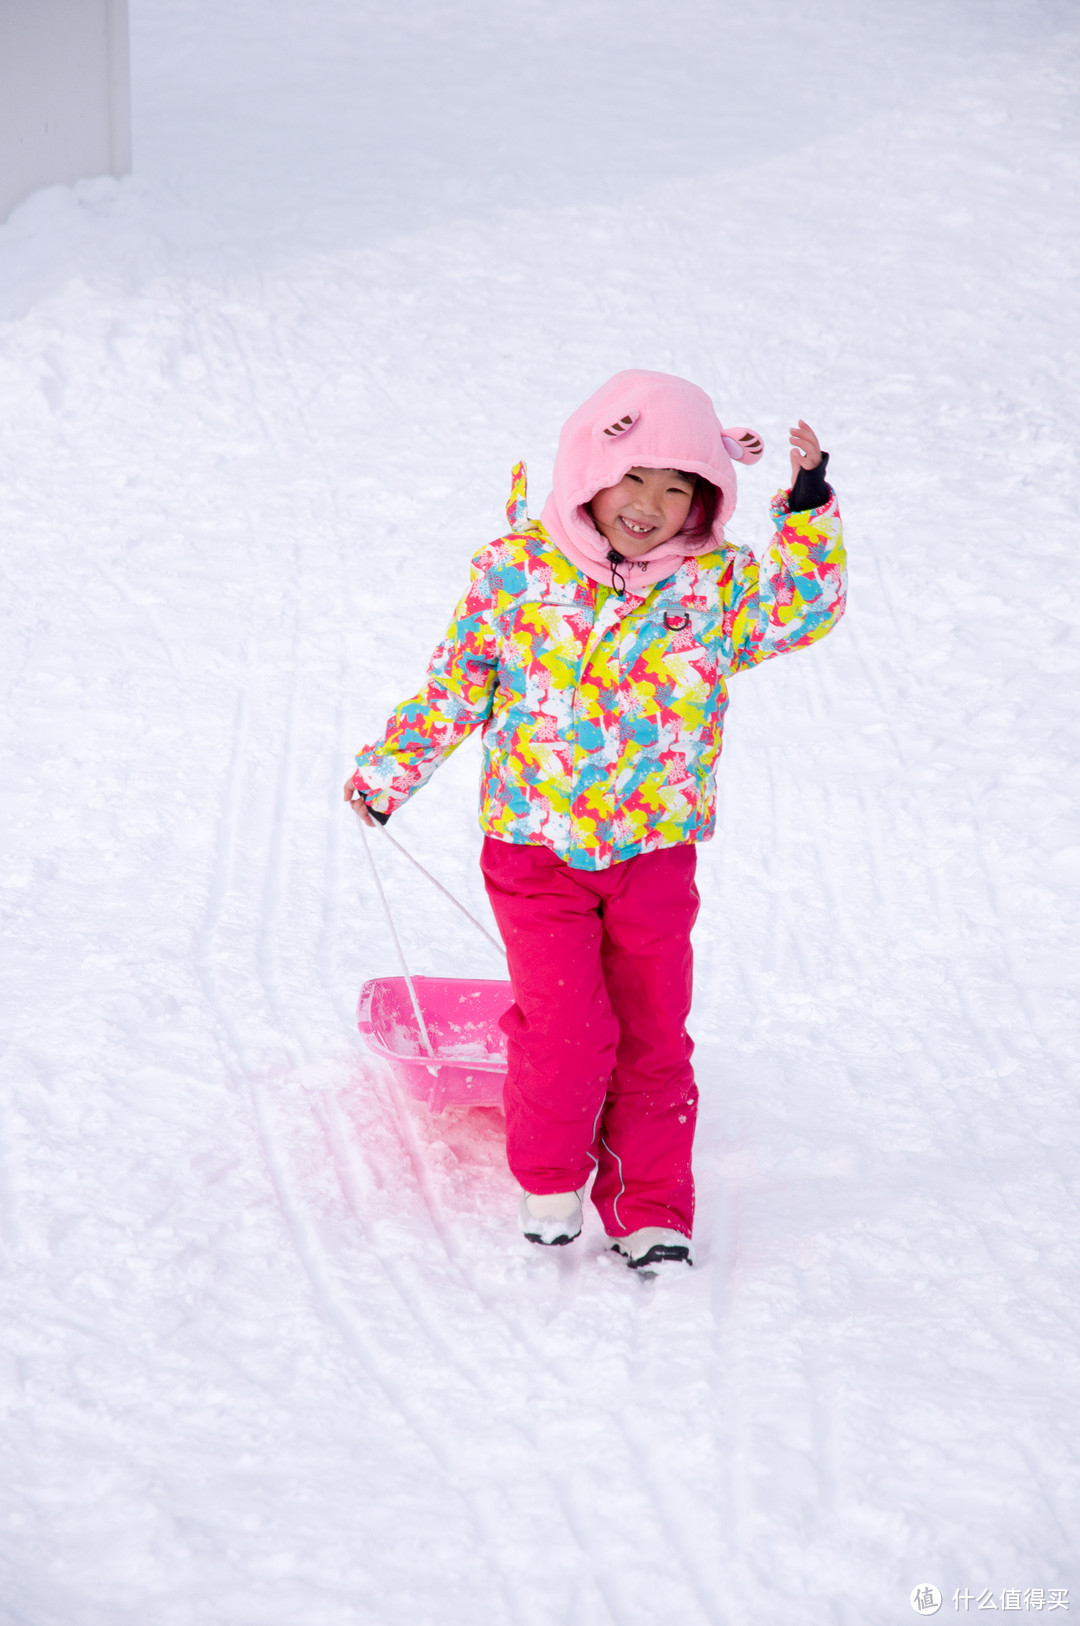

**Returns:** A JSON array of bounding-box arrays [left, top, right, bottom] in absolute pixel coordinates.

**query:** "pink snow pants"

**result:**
[[480, 836, 699, 1238]]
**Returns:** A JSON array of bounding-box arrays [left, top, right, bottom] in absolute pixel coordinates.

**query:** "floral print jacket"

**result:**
[[354, 471, 846, 871]]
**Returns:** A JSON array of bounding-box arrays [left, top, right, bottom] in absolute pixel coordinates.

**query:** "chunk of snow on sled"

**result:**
[[357, 976, 512, 1112]]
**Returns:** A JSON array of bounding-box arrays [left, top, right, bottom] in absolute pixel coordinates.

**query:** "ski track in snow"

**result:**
[[1, 0, 1079, 1621]]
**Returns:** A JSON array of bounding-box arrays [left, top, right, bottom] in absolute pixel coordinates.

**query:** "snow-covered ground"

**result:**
[[1, 2, 1079, 1620]]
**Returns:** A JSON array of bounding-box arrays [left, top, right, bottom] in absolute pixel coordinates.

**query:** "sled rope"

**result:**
[[356, 816, 438, 1074], [379, 828, 505, 956]]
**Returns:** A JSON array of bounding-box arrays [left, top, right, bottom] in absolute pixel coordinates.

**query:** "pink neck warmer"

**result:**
[[539, 370, 763, 593]]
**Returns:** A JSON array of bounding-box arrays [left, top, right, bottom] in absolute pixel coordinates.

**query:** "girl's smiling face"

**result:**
[[588, 466, 697, 557]]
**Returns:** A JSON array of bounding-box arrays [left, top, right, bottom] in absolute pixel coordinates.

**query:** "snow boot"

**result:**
[[606, 1227, 693, 1272], [519, 1188, 585, 1246]]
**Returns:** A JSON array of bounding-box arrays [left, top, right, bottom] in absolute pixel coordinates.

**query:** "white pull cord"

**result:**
[[356, 816, 438, 1074], [379, 828, 505, 956]]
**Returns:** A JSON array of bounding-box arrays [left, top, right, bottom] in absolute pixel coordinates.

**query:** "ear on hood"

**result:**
[[721, 429, 764, 465]]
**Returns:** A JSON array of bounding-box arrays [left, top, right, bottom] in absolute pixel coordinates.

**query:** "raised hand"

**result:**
[[789, 420, 823, 480]]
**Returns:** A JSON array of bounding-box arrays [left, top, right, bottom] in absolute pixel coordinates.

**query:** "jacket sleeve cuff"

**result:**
[[785, 450, 831, 513], [350, 770, 392, 824]]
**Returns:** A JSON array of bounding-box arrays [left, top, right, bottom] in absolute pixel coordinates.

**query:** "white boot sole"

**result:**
[[519, 1190, 584, 1246], [605, 1227, 693, 1271]]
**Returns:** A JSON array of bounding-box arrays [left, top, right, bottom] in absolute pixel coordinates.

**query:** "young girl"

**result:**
[[345, 370, 845, 1272]]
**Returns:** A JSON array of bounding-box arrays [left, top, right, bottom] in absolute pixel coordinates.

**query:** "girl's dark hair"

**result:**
[[679, 473, 721, 544]]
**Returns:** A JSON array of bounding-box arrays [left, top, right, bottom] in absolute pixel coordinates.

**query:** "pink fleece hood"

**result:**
[[539, 370, 763, 592]]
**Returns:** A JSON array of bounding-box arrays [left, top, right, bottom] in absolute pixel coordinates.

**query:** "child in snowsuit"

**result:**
[[346, 370, 846, 1271]]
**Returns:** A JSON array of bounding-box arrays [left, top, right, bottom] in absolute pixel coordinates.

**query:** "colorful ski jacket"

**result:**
[[353, 475, 846, 872]]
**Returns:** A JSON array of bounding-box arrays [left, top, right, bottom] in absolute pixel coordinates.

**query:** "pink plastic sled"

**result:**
[[357, 974, 512, 1114], [352, 818, 512, 1112]]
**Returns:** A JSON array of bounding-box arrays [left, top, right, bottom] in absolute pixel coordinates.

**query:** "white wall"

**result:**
[[0, 0, 130, 221]]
